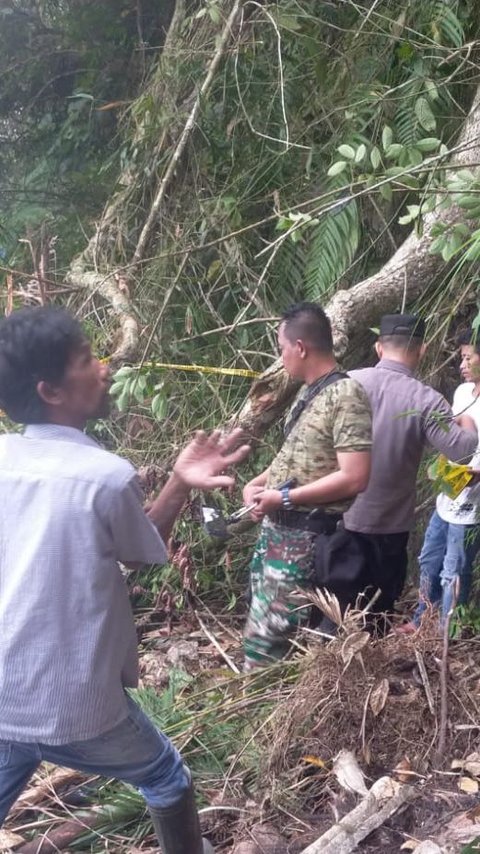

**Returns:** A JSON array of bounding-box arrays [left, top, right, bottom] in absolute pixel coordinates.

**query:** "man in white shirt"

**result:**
[[0, 306, 250, 853], [409, 330, 480, 628]]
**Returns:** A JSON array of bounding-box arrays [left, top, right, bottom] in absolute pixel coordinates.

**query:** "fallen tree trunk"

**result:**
[[233, 85, 480, 436], [300, 776, 416, 854]]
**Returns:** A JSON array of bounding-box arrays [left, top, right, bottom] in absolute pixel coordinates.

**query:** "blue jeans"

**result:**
[[0, 694, 188, 826], [413, 510, 480, 626]]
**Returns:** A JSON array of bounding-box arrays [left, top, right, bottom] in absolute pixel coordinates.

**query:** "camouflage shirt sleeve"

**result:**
[[325, 378, 372, 451]]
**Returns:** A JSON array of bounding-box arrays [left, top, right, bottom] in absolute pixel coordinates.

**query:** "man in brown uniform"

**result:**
[[242, 302, 372, 670], [344, 314, 477, 622]]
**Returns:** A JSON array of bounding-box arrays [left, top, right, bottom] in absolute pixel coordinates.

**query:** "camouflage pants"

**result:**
[[243, 519, 315, 671]]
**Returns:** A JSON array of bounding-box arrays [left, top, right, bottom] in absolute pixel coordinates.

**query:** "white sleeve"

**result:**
[[452, 384, 471, 416], [107, 474, 168, 565]]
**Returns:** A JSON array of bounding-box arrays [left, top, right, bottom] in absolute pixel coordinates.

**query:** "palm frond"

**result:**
[[304, 199, 360, 300]]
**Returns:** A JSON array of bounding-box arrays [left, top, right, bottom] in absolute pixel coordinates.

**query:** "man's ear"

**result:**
[[374, 341, 383, 359], [297, 339, 307, 359], [36, 379, 63, 408], [418, 342, 427, 361]]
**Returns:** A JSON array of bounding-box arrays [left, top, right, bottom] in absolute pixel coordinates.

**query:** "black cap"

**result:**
[[379, 313, 425, 340]]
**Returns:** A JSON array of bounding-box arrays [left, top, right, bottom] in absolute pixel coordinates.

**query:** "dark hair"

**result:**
[[281, 301, 333, 353], [456, 328, 480, 355], [0, 306, 85, 424], [378, 333, 423, 352]]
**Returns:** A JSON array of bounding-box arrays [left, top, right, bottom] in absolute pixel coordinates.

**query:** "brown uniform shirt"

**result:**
[[267, 376, 372, 514], [344, 359, 478, 534]]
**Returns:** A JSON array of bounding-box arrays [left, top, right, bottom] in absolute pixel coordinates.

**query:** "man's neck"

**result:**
[[304, 358, 338, 386], [45, 412, 87, 431], [379, 351, 418, 372]]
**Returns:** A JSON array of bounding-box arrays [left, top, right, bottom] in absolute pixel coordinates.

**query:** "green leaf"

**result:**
[[114, 366, 135, 380], [382, 126, 393, 152], [370, 146, 381, 169], [398, 175, 420, 190], [385, 166, 405, 177], [354, 144, 366, 164], [465, 239, 480, 262], [453, 224, 472, 238], [441, 234, 462, 262], [398, 204, 420, 225], [407, 148, 423, 167], [116, 389, 130, 413], [327, 160, 348, 177], [385, 143, 404, 159], [415, 137, 440, 152], [415, 97, 436, 132], [430, 235, 447, 254], [208, 5, 221, 24], [337, 144, 356, 160], [379, 183, 393, 202], [151, 392, 169, 421], [276, 216, 292, 231], [457, 195, 480, 211], [430, 222, 448, 238], [424, 79, 439, 101], [109, 382, 126, 397]]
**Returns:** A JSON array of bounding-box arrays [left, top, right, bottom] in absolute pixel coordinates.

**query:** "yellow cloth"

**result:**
[[428, 454, 473, 499]]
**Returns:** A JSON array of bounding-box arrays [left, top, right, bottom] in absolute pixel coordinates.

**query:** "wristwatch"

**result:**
[[281, 485, 294, 510]]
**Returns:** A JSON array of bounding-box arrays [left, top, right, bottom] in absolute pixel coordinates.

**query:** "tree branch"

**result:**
[[233, 84, 480, 436]]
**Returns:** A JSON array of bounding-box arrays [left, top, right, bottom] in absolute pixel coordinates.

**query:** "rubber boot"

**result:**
[[148, 776, 214, 854]]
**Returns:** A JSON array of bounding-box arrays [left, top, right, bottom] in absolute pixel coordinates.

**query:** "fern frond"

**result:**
[[274, 236, 307, 304], [304, 199, 360, 300], [432, 0, 464, 47]]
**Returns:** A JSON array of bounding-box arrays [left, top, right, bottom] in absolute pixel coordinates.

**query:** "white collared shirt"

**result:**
[[0, 424, 167, 744]]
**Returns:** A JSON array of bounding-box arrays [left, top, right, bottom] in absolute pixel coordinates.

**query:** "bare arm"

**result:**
[[147, 429, 250, 542], [251, 450, 371, 516], [426, 401, 477, 464], [455, 413, 477, 433]]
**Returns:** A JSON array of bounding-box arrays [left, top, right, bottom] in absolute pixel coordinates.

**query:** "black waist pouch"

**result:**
[[313, 525, 369, 599]]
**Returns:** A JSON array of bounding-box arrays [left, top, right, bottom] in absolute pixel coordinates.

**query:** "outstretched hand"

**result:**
[[172, 428, 250, 490]]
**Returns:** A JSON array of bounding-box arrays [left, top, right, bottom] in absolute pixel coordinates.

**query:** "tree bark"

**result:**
[[233, 84, 480, 436]]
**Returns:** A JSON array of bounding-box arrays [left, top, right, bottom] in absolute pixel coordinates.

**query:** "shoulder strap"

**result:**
[[284, 370, 349, 438]]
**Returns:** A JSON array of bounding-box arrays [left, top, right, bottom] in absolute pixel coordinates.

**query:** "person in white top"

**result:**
[[408, 330, 480, 629], [0, 306, 250, 853]]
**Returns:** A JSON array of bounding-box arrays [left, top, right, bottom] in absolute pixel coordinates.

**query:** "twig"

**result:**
[[437, 579, 459, 759], [198, 805, 246, 814], [414, 649, 436, 716], [132, 0, 244, 265], [454, 723, 480, 730], [195, 612, 240, 673]]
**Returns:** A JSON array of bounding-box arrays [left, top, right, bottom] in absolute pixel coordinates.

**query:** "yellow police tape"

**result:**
[[106, 359, 261, 379], [0, 361, 259, 418]]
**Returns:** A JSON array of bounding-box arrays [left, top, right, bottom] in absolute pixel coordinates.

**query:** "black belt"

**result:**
[[268, 508, 341, 535]]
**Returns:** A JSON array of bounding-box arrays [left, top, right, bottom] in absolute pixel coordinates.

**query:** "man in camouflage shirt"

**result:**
[[242, 302, 372, 670]]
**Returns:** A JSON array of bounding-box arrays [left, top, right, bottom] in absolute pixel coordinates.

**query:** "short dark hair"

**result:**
[[281, 301, 333, 354], [378, 333, 423, 352], [0, 306, 85, 424], [456, 328, 480, 355]]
